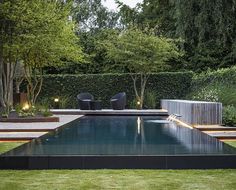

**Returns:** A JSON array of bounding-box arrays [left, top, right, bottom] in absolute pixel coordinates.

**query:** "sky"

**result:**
[[102, 0, 143, 11]]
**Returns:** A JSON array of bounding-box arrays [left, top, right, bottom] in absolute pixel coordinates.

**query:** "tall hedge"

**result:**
[[38, 72, 193, 108], [187, 67, 236, 106], [191, 66, 236, 91]]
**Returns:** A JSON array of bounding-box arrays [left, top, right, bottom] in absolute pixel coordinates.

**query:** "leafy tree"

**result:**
[[73, 0, 119, 31], [20, 0, 83, 106], [118, 0, 236, 72], [75, 30, 125, 74], [0, 0, 26, 114], [173, 0, 236, 70], [0, 0, 83, 114], [44, 0, 120, 74], [118, 0, 175, 36], [116, 0, 140, 28], [104, 27, 181, 108], [141, 0, 176, 36]]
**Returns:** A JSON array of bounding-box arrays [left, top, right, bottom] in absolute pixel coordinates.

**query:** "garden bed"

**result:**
[[0, 112, 59, 123]]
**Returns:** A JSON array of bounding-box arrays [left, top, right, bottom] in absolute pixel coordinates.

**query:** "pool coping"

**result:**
[[1, 154, 236, 169], [51, 109, 168, 116]]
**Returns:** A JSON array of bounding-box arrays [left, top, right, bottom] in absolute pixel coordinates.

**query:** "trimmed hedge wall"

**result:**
[[38, 72, 193, 108], [188, 67, 236, 104], [191, 67, 236, 91]]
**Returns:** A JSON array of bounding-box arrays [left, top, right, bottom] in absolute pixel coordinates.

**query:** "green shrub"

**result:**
[[58, 95, 71, 109], [14, 104, 52, 118], [188, 67, 236, 127], [223, 105, 236, 126], [36, 72, 193, 108], [129, 99, 138, 109], [41, 107, 53, 117], [188, 84, 236, 106], [188, 67, 236, 106], [37, 95, 72, 109], [192, 66, 236, 89], [145, 90, 157, 109]]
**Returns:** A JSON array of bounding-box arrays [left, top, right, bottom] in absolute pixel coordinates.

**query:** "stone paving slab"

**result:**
[[195, 125, 236, 131], [0, 115, 83, 139], [205, 131, 236, 136], [204, 131, 236, 139], [0, 132, 48, 140], [0, 115, 82, 132]]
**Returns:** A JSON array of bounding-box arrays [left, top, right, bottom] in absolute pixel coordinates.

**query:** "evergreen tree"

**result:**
[[121, 0, 236, 71]]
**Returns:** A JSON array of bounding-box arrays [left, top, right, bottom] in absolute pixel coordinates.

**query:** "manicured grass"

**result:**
[[226, 141, 236, 148], [0, 142, 24, 154], [0, 141, 236, 190], [0, 169, 236, 190]]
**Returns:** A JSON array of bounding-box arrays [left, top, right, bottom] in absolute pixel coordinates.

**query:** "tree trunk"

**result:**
[[1, 61, 15, 114], [0, 19, 5, 107], [24, 65, 43, 106], [0, 53, 5, 108], [130, 73, 149, 109]]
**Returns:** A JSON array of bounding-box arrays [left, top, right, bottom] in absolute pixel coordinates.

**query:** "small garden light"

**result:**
[[137, 101, 142, 109], [22, 103, 30, 111], [54, 97, 60, 109], [54, 98, 59, 103]]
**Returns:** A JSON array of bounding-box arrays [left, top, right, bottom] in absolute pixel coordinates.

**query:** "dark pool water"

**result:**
[[4, 116, 236, 156]]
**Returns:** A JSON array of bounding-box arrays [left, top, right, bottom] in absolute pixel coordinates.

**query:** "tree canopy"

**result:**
[[117, 0, 236, 72], [0, 0, 83, 112], [103, 27, 181, 108]]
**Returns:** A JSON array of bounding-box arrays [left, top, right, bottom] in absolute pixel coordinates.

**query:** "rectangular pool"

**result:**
[[1, 116, 236, 169]]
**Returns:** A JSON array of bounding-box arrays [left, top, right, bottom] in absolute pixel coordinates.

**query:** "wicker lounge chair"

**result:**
[[110, 92, 126, 110], [77, 92, 94, 110]]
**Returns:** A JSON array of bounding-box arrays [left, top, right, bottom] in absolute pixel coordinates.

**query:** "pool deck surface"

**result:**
[[51, 109, 168, 116], [195, 125, 236, 140], [195, 125, 236, 131], [0, 115, 82, 140]]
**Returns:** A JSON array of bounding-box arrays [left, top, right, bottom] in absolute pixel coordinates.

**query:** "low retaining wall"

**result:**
[[161, 99, 222, 125]]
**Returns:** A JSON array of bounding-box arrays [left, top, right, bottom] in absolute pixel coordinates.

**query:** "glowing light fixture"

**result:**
[[54, 98, 59, 102], [54, 97, 60, 109], [22, 103, 30, 111]]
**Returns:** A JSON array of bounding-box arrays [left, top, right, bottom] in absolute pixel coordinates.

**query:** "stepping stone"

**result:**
[[196, 125, 236, 131], [204, 131, 236, 139]]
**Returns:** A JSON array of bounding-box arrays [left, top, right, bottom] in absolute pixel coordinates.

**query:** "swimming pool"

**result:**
[[1, 116, 236, 169]]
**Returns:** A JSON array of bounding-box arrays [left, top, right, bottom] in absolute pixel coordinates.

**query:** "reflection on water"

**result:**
[[5, 116, 236, 156]]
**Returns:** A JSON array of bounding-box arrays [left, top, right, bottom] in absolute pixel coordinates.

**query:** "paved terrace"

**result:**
[[0, 115, 82, 140]]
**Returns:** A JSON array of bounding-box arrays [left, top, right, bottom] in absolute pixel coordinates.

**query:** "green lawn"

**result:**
[[0, 142, 24, 154], [226, 141, 236, 148], [0, 169, 235, 190], [0, 142, 236, 190]]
